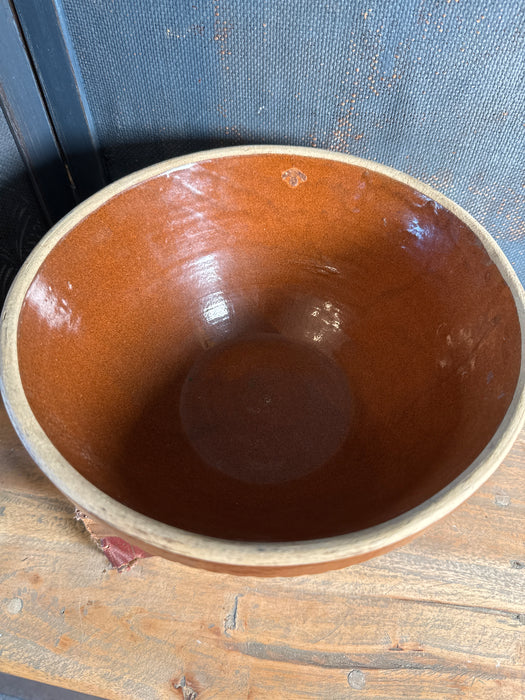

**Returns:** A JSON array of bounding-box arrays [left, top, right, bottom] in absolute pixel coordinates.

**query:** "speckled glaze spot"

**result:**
[[281, 167, 307, 187]]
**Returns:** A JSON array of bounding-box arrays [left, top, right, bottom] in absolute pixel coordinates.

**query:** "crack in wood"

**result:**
[[224, 593, 243, 636], [372, 594, 524, 620], [230, 640, 522, 679]]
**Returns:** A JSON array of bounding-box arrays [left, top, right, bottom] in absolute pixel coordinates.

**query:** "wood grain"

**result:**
[[0, 405, 523, 699]]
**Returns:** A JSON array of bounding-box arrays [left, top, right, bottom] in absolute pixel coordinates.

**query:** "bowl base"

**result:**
[[180, 333, 353, 484]]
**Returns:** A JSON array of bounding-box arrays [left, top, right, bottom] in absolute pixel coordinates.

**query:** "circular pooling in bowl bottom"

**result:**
[[180, 333, 353, 485]]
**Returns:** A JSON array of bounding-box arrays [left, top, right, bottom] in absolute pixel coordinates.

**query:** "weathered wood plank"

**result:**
[[0, 407, 523, 699]]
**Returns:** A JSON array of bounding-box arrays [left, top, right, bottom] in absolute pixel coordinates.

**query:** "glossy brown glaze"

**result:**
[[17, 153, 521, 543]]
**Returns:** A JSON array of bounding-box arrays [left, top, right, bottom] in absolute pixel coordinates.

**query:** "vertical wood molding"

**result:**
[[0, 0, 76, 224], [11, 0, 106, 201]]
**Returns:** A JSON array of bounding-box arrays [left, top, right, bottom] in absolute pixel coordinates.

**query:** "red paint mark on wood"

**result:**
[[99, 537, 151, 571]]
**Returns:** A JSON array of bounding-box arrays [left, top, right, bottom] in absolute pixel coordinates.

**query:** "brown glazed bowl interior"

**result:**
[[2, 146, 524, 575]]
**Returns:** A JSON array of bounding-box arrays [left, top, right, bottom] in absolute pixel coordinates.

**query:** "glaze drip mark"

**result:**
[[281, 168, 307, 188]]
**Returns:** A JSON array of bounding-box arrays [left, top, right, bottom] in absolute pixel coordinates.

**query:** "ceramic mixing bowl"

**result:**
[[1, 146, 524, 575]]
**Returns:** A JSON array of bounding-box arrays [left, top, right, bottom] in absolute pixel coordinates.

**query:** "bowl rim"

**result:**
[[2, 144, 524, 569]]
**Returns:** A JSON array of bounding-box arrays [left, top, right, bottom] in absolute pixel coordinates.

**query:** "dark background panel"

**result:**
[[0, 108, 48, 299]]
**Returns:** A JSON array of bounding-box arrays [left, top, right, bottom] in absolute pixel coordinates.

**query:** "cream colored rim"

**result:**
[[2, 145, 525, 569]]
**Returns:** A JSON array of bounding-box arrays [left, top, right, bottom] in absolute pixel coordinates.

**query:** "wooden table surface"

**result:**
[[0, 403, 523, 700]]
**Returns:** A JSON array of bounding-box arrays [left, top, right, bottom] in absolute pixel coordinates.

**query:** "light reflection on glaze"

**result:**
[[187, 252, 224, 288], [185, 251, 235, 342], [406, 217, 428, 242], [309, 301, 342, 344], [276, 294, 346, 355], [304, 261, 341, 277], [436, 320, 505, 391], [26, 278, 79, 333], [404, 195, 442, 251], [202, 291, 230, 326], [178, 179, 206, 196]]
